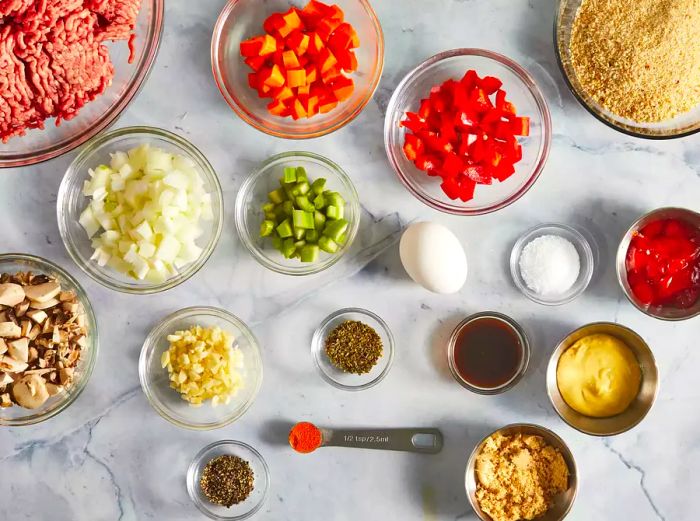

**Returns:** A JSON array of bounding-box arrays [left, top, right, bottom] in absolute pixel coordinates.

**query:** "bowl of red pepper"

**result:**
[[384, 48, 551, 216], [616, 207, 700, 321]]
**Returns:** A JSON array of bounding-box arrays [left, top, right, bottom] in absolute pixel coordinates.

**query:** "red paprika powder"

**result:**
[[289, 422, 323, 453]]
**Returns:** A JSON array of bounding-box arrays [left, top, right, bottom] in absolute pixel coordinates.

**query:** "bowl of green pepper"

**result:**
[[235, 151, 360, 276]]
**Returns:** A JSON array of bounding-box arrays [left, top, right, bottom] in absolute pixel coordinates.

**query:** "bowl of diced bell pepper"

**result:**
[[235, 151, 360, 275], [211, 0, 384, 139], [384, 48, 552, 216]]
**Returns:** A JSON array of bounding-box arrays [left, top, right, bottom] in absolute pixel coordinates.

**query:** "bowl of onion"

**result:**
[[57, 127, 224, 294]]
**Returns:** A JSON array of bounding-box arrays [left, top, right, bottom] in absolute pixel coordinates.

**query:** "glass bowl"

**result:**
[[0, 0, 164, 168], [211, 0, 384, 139], [384, 48, 551, 216], [57, 126, 224, 294], [311, 308, 394, 391], [555, 0, 700, 139], [235, 151, 360, 276], [138, 307, 263, 430], [447, 312, 530, 395], [546, 322, 659, 436], [0, 254, 98, 426], [616, 207, 700, 321], [510, 223, 595, 306], [187, 440, 270, 520]]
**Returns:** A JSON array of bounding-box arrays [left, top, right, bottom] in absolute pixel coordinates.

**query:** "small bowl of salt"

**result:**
[[510, 223, 595, 306]]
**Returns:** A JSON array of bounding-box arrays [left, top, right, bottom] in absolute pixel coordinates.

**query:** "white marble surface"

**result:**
[[1, 0, 699, 520]]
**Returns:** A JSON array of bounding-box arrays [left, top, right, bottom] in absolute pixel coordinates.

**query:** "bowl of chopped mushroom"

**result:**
[[0, 254, 98, 426]]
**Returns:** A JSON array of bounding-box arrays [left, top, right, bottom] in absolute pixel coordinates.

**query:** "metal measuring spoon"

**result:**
[[290, 422, 443, 454]]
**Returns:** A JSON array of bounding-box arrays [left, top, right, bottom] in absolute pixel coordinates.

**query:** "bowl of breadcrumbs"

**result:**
[[556, 0, 700, 139], [465, 424, 577, 521]]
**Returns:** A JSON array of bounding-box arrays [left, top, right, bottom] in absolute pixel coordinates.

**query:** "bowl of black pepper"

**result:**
[[187, 440, 270, 520], [311, 308, 395, 391]]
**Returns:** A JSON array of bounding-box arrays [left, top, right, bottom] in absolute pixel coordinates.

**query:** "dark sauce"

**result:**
[[452, 316, 523, 389]]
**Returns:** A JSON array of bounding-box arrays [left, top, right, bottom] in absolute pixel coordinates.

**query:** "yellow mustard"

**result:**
[[556, 333, 641, 418]]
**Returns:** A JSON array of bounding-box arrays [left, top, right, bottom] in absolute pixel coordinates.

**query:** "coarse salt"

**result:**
[[518, 235, 580, 296]]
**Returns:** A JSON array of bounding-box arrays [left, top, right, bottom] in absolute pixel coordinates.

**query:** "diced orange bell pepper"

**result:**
[[321, 65, 341, 84], [286, 30, 310, 56], [267, 99, 287, 115], [307, 32, 325, 56], [263, 64, 286, 88], [259, 83, 272, 96], [278, 8, 303, 38], [319, 96, 338, 114], [315, 17, 342, 42], [263, 13, 285, 35], [300, 0, 333, 28], [272, 86, 294, 102], [317, 47, 338, 74], [328, 4, 344, 21], [287, 68, 307, 88], [304, 64, 318, 84], [305, 96, 320, 117], [330, 76, 354, 101], [282, 50, 300, 69], [259, 34, 278, 56], [244, 55, 267, 72], [297, 84, 311, 99], [291, 98, 307, 120]]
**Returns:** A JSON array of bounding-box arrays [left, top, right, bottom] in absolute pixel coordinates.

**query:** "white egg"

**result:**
[[399, 222, 467, 294]]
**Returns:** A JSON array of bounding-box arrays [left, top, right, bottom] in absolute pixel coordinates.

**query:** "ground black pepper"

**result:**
[[199, 455, 254, 507], [324, 320, 383, 374]]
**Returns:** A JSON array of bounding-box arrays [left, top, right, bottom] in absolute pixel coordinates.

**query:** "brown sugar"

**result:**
[[570, 0, 700, 122], [475, 433, 569, 521]]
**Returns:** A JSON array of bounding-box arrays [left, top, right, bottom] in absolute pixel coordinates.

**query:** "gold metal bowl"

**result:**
[[464, 423, 578, 521], [546, 322, 659, 436]]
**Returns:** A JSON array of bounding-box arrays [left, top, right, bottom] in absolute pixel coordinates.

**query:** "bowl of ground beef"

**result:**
[[0, 0, 164, 168]]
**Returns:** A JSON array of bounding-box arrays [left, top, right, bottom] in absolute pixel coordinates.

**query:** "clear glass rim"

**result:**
[[0, 1, 165, 168], [234, 151, 360, 276], [311, 307, 395, 391], [138, 306, 263, 430], [186, 439, 271, 520], [447, 311, 530, 395], [383, 47, 552, 216], [553, 0, 700, 140], [0, 253, 99, 426], [509, 223, 595, 306], [57, 126, 224, 295], [210, 0, 385, 139], [615, 207, 700, 321]]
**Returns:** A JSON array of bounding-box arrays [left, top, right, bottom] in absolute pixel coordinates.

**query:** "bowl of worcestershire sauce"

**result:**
[[448, 312, 530, 394]]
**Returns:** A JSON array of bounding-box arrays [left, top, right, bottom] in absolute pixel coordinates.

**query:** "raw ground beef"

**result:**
[[0, 0, 141, 143]]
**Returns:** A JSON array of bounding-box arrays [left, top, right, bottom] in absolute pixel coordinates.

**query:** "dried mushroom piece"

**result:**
[[0, 271, 88, 410]]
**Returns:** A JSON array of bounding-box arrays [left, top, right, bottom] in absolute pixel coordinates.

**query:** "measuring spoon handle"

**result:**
[[322, 428, 443, 454]]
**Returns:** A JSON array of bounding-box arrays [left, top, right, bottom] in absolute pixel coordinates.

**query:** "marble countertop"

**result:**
[[1, 0, 699, 520]]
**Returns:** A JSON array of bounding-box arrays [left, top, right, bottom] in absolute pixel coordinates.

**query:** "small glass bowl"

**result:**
[[384, 48, 551, 215], [616, 207, 700, 321], [447, 312, 530, 395], [555, 0, 700, 139], [311, 308, 394, 391], [211, 0, 384, 139], [0, 0, 164, 168], [57, 126, 224, 294], [510, 223, 594, 306], [187, 440, 270, 520], [235, 151, 360, 276], [138, 307, 263, 430], [0, 254, 99, 426]]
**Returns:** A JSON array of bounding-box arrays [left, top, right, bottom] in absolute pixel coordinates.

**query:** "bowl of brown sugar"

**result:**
[[556, 0, 700, 139]]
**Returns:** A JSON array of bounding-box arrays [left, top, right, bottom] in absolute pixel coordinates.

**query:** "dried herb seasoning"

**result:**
[[199, 455, 254, 507], [324, 320, 383, 375]]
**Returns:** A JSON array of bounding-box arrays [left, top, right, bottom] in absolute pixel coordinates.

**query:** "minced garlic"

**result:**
[[161, 325, 244, 407]]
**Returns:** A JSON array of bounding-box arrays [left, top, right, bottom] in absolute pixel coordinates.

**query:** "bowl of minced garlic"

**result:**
[[556, 0, 700, 138], [546, 323, 659, 436], [465, 424, 577, 521]]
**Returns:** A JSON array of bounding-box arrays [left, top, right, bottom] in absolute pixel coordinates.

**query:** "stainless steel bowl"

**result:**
[[546, 322, 658, 436], [616, 207, 700, 321], [465, 423, 578, 521]]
